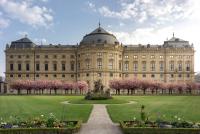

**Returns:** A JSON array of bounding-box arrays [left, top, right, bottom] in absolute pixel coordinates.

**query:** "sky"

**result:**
[[0, 0, 200, 77]]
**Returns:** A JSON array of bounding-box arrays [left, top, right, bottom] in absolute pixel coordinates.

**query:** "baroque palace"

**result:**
[[5, 24, 195, 90]]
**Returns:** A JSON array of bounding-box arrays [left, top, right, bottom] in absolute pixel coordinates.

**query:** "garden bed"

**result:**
[[0, 120, 82, 134], [121, 121, 200, 134]]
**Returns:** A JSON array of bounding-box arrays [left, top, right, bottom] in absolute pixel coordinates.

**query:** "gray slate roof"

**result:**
[[10, 37, 35, 48], [80, 27, 119, 45]]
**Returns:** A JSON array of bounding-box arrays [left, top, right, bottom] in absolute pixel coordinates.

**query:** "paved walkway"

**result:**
[[76, 104, 123, 134]]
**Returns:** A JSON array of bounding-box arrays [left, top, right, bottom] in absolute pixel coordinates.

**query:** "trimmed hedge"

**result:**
[[120, 121, 200, 134], [0, 120, 82, 134]]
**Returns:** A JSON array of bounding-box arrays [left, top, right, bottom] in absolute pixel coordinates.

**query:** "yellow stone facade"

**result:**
[[5, 26, 195, 91]]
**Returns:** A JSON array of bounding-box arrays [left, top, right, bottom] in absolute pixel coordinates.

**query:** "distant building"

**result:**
[[0, 76, 7, 94], [4, 24, 195, 92]]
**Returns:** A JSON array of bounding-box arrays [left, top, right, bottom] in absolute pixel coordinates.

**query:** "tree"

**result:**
[[109, 79, 121, 95], [185, 82, 196, 94], [62, 82, 73, 94], [10, 80, 24, 94], [76, 81, 88, 94], [140, 80, 150, 94]]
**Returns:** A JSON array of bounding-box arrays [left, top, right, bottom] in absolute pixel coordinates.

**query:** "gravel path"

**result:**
[[76, 104, 123, 134]]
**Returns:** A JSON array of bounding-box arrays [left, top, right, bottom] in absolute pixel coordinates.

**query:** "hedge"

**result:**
[[0, 120, 82, 134], [120, 121, 200, 134]]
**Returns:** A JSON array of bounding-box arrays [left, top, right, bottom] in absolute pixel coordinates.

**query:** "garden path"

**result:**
[[76, 104, 123, 134]]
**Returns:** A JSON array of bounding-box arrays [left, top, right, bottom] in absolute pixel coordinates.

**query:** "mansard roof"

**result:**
[[10, 37, 35, 48]]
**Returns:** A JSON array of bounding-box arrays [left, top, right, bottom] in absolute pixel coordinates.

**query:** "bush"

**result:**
[[121, 121, 200, 134], [0, 120, 82, 134], [85, 80, 112, 100]]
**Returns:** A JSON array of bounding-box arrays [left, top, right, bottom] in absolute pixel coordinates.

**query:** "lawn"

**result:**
[[107, 96, 200, 123], [0, 96, 92, 122], [1, 96, 200, 124]]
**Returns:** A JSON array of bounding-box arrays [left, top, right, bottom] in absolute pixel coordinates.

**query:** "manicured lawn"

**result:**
[[107, 96, 200, 123], [0, 96, 92, 122]]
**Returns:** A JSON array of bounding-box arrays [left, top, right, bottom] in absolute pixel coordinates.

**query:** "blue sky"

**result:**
[[0, 0, 200, 76]]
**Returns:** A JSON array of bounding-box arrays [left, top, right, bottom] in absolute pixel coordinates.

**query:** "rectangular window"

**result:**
[[142, 61, 146, 71], [109, 53, 113, 57], [26, 55, 30, 58], [178, 63, 182, 71], [110, 73, 113, 77], [119, 62, 122, 70], [150, 62, 155, 71], [18, 63, 22, 71], [10, 55, 13, 59], [18, 55, 21, 59], [151, 74, 155, 78], [53, 55, 57, 59], [133, 62, 138, 71], [36, 55, 40, 59], [53, 64, 57, 71], [62, 55, 66, 58], [170, 55, 174, 58], [142, 74, 146, 78], [26, 63, 30, 71], [97, 52, 102, 57], [124, 55, 129, 59], [97, 73, 102, 77], [70, 55, 75, 58], [186, 63, 190, 71], [170, 62, 174, 71], [124, 62, 129, 71], [97, 61, 102, 69], [160, 55, 164, 59], [78, 62, 80, 69], [160, 61, 164, 71], [36, 63, 40, 71], [45, 64, 48, 71], [86, 62, 90, 69], [62, 74, 65, 78], [71, 63, 74, 71], [109, 61, 113, 70], [150, 55, 155, 59], [10, 64, 14, 71], [62, 64, 65, 71], [45, 55, 48, 59], [133, 55, 138, 59], [26, 74, 29, 77]]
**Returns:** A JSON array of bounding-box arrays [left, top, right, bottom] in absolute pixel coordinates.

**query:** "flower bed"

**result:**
[[0, 120, 81, 134], [121, 121, 200, 134], [0, 113, 82, 134]]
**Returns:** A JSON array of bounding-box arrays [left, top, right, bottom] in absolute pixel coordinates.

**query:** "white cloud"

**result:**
[[119, 22, 124, 27], [0, 12, 9, 29], [0, 17, 9, 29], [0, 0, 53, 28], [86, 1, 96, 12], [97, 0, 194, 24]]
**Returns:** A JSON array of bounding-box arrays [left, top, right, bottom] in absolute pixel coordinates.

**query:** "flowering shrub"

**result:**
[[10, 80, 88, 95], [109, 79, 199, 95]]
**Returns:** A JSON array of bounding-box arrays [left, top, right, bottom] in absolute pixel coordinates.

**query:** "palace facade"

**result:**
[[5, 25, 195, 91]]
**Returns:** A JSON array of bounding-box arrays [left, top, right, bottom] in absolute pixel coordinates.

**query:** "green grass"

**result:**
[[107, 96, 200, 123], [0, 96, 92, 122]]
